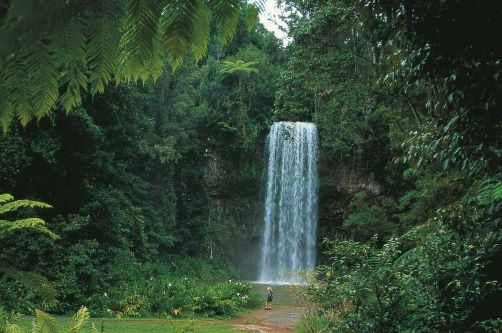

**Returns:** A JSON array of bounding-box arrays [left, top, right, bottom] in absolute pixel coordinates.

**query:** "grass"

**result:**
[[13, 316, 241, 333]]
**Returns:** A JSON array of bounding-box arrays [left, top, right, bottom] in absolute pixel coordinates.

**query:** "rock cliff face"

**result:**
[[318, 149, 382, 243], [203, 133, 382, 276], [204, 150, 264, 279]]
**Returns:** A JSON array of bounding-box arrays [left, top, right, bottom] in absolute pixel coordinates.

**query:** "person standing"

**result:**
[[266, 287, 273, 310]]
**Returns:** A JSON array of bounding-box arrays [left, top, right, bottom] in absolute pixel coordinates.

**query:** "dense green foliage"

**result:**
[[277, 0, 501, 332], [108, 278, 260, 318], [0, 0, 262, 131], [0, 6, 282, 317], [1, 0, 501, 331]]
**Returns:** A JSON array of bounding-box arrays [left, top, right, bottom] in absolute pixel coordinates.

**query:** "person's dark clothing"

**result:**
[[267, 291, 273, 302]]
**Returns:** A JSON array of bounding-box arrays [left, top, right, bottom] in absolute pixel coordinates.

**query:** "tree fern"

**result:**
[[145, 33, 167, 82], [0, 0, 263, 131], [3, 51, 32, 126], [220, 60, 259, 76]]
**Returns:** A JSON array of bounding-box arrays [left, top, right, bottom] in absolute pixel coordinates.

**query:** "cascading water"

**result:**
[[258, 122, 318, 284]]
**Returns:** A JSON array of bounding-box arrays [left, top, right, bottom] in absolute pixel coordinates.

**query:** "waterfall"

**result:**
[[258, 122, 318, 284]]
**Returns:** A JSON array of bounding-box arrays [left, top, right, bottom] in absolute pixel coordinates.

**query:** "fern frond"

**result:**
[[0, 218, 58, 239], [5, 323, 24, 333], [161, 0, 197, 69], [0, 0, 251, 130], [0, 0, 82, 62], [245, 4, 260, 32], [248, 0, 265, 11], [0, 217, 44, 231], [220, 60, 259, 76], [59, 17, 89, 113], [2, 52, 33, 127], [145, 32, 167, 82], [209, 0, 240, 45], [192, 0, 211, 63], [0, 195, 55, 238], [0, 193, 14, 204], [122, 0, 163, 68], [27, 43, 59, 122], [88, 4, 121, 93], [0, 82, 14, 133], [33, 309, 60, 333], [0, 199, 52, 215], [0, 267, 58, 301], [69, 307, 90, 333], [476, 179, 502, 206]]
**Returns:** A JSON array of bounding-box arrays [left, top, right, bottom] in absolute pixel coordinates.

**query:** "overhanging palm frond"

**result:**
[[209, 0, 240, 45], [87, 4, 121, 93], [245, 4, 260, 32], [122, 0, 163, 67], [59, 17, 89, 113], [161, 0, 197, 69], [0, 0, 264, 131], [192, 0, 212, 62]]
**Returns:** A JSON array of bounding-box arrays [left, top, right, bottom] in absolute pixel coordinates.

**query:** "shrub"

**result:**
[[302, 204, 501, 333], [105, 278, 260, 318]]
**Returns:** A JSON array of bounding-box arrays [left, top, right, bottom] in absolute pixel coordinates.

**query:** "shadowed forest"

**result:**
[[0, 1, 501, 332]]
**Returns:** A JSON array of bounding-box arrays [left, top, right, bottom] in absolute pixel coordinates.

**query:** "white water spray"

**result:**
[[258, 122, 318, 284]]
